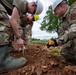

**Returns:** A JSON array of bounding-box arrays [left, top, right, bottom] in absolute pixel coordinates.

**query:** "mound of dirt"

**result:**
[[1, 44, 76, 75]]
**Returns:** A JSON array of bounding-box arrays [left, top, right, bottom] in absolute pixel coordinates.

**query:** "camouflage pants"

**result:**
[[59, 24, 76, 61], [0, 3, 14, 46], [0, 11, 12, 45]]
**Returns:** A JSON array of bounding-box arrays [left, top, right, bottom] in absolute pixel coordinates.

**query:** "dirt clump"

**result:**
[[1, 44, 76, 75]]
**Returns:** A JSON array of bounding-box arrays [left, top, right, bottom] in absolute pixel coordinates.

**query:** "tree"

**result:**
[[40, 0, 76, 34], [40, 6, 60, 34], [68, 0, 76, 6]]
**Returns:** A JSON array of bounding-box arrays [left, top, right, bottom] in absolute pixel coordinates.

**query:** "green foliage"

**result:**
[[68, 0, 76, 6], [32, 38, 40, 41], [32, 38, 48, 44], [40, 6, 60, 34], [40, 0, 76, 34], [51, 49, 60, 54]]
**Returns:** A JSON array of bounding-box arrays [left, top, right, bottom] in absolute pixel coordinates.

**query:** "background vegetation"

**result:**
[[40, 0, 76, 35], [32, 38, 48, 44]]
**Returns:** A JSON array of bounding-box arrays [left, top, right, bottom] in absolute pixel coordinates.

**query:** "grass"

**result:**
[[32, 39, 48, 44], [51, 49, 60, 54]]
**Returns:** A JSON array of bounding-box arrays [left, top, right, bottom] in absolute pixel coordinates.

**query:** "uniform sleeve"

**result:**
[[69, 2, 76, 24], [13, 0, 27, 14]]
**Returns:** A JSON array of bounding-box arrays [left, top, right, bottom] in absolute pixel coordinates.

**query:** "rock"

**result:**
[[41, 66, 47, 69], [26, 72, 29, 75], [50, 61, 58, 67], [22, 70, 26, 74], [35, 67, 42, 75], [31, 66, 35, 73], [64, 65, 76, 75], [41, 66, 48, 74]]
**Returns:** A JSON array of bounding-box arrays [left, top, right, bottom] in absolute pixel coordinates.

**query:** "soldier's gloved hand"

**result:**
[[46, 39, 58, 48], [16, 37, 24, 48]]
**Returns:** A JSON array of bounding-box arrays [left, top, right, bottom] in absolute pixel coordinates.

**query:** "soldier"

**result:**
[[0, 0, 43, 73], [49, 0, 76, 64]]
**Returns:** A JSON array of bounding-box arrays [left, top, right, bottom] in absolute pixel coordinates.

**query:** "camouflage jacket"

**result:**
[[57, 2, 76, 45]]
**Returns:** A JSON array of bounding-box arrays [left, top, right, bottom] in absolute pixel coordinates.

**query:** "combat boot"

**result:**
[[0, 45, 27, 74]]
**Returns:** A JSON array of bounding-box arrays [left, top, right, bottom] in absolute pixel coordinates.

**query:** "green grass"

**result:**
[[32, 39, 48, 44], [51, 49, 60, 54]]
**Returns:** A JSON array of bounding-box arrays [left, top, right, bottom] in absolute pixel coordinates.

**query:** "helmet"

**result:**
[[28, 0, 34, 3], [34, 14, 39, 21], [52, 0, 62, 10], [35, 0, 43, 15]]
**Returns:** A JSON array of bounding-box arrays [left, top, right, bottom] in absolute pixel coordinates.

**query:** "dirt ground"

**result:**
[[1, 43, 76, 75]]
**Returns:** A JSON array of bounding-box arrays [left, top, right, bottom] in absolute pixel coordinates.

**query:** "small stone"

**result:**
[[35, 67, 42, 75], [41, 66, 47, 69], [31, 66, 35, 73], [22, 70, 26, 74]]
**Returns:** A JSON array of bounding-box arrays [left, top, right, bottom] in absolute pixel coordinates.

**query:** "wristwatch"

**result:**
[[16, 36, 21, 40]]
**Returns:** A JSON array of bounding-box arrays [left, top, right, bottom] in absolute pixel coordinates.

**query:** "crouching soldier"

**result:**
[[49, 0, 76, 64], [0, 0, 43, 73]]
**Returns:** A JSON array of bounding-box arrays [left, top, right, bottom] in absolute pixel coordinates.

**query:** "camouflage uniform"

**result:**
[[0, 0, 28, 45], [18, 15, 33, 45], [56, 2, 76, 61], [0, 0, 28, 72], [0, 3, 11, 45]]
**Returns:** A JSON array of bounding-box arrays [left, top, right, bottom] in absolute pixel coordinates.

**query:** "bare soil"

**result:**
[[1, 43, 76, 75]]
